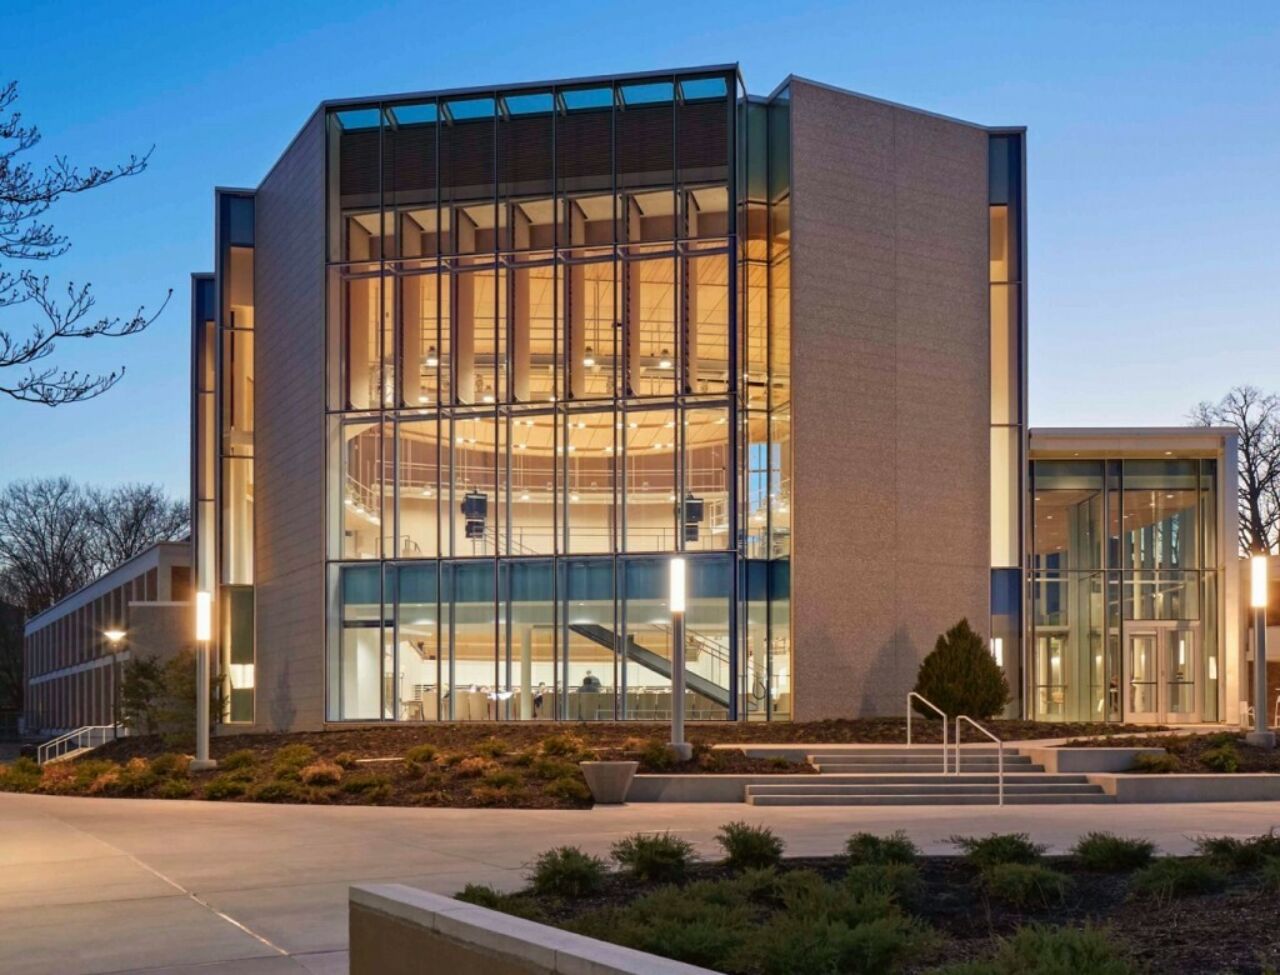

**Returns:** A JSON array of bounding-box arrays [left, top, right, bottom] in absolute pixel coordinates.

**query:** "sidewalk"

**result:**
[[4, 791, 1279, 974]]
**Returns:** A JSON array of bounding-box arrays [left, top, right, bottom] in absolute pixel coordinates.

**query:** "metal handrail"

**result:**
[[906, 692, 949, 774], [36, 724, 118, 765], [955, 716, 1003, 806]]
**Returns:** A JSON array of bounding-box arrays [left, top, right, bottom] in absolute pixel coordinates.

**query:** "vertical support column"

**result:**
[[624, 199, 642, 396], [511, 209, 532, 402], [520, 626, 533, 719], [402, 275, 424, 405], [682, 207, 699, 394], [567, 204, 586, 400], [454, 212, 476, 404], [348, 278, 373, 409]]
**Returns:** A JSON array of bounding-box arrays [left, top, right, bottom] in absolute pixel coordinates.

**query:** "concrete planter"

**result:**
[[580, 761, 638, 804]]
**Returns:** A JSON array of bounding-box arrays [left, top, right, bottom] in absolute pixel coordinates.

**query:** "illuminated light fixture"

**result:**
[[482, 387, 495, 404], [424, 346, 439, 368], [344, 497, 354, 506], [418, 395, 429, 403], [576, 421, 586, 429], [669, 557, 687, 614], [520, 491, 531, 501], [195, 591, 213, 643], [567, 445, 576, 452], [658, 349, 673, 369], [991, 637, 1004, 667], [583, 347, 596, 367], [570, 492, 580, 502], [1251, 554, 1269, 609], [103, 629, 127, 645], [515, 442, 526, 449]]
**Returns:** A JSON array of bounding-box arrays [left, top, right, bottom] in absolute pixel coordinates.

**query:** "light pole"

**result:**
[[191, 591, 218, 771], [103, 629, 126, 739], [669, 557, 692, 762], [1246, 555, 1275, 749]]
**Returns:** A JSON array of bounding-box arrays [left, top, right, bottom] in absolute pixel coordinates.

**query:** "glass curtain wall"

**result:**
[[1030, 458, 1220, 722], [989, 133, 1025, 715], [215, 191, 256, 723], [324, 71, 757, 722]]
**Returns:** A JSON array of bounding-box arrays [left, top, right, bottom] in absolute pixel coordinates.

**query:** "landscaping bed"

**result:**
[[462, 825, 1280, 974], [1064, 732, 1280, 774]]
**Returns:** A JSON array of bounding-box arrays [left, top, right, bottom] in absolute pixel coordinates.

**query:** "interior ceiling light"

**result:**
[[425, 346, 439, 368], [583, 346, 596, 367], [657, 350, 673, 369]]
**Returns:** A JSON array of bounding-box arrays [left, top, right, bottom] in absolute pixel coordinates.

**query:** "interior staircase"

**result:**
[[744, 747, 1113, 806]]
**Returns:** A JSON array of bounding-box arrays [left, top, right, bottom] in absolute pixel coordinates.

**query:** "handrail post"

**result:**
[[955, 715, 1004, 806], [906, 692, 949, 774]]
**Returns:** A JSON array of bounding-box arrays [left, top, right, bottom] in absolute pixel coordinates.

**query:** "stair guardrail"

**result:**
[[906, 692, 948, 774], [954, 716, 1003, 805], [36, 724, 120, 765]]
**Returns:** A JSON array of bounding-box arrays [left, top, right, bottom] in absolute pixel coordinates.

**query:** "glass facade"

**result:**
[[1030, 458, 1221, 722], [323, 70, 793, 722]]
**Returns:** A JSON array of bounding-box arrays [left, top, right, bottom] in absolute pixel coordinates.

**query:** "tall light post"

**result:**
[[1246, 555, 1275, 749], [104, 629, 126, 739], [669, 557, 692, 762], [192, 591, 218, 771]]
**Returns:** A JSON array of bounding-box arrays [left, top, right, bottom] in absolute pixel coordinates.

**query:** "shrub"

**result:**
[[454, 883, 544, 920], [766, 756, 795, 770], [528, 846, 608, 898], [0, 756, 42, 792], [220, 749, 257, 771], [87, 767, 122, 795], [120, 653, 165, 734], [474, 737, 510, 758], [846, 831, 918, 866], [983, 863, 1071, 909], [545, 776, 591, 802], [942, 924, 1134, 975], [39, 762, 78, 794], [511, 749, 536, 767], [155, 778, 195, 799], [404, 743, 438, 765], [531, 756, 578, 780], [845, 863, 923, 905], [455, 756, 497, 778], [299, 761, 343, 786], [611, 832, 697, 883], [150, 753, 191, 778], [481, 768, 522, 790], [716, 821, 785, 870], [1261, 857, 1280, 892], [272, 744, 316, 772], [1131, 751, 1181, 774], [637, 738, 677, 771], [1129, 858, 1226, 903], [1194, 832, 1280, 871], [1071, 832, 1156, 872], [575, 889, 753, 970], [950, 833, 1045, 869], [333, 751, 360, 769], [204, 775, 248, 800], [911, 618, 1009, 720], [539, 733, 580, 757], [339, 772, 392, 795], [1200, 741, 1240, 773], [114, 757, 159, 796], [249, 779, 310, 803]]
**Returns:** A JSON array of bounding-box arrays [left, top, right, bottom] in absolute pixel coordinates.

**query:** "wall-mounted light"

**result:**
[[103, 629, 127, 646]]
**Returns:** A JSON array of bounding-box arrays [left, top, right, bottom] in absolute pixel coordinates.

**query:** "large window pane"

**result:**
[[683, 406, 730, 551], [566, 411, 616, 554], [624, 408, 676, 552], [444, 561, 496, 721], [452, 414, 498, 557], [389, 564, 439, 721], [562, 559, 615, 719], [399, 267, 444, 406], [501, 561, 555, 720], [330, 564, 383, 720], [623, 257, 676, 397], [509, 412, 556, 554], [1123, 460, 1200, 571], [397, 418, 442, 558], [686, 557, 732, 719], [686, 251, 729, 394]]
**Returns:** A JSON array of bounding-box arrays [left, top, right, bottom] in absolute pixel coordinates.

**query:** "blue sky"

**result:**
[[2, 0, 1277, 497]]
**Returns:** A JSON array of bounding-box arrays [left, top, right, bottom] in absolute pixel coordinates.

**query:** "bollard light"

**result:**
[[1252, 555, 1269, 609], [195, 591, 213, 642]]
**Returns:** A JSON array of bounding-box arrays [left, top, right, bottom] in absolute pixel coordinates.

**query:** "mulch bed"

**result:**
[[529, 855, 1280, 974], [88, 717, 1166, 767], [1062, 732, 1280, 773]]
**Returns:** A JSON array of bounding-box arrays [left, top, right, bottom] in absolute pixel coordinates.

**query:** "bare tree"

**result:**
[[0, 478, 188, 618], [0, 80, 170, 406], [0, 477, 95, 615], [1191, 385, 1280, 555], [86, 483, 189, 572], [0, 600, 22, 710]]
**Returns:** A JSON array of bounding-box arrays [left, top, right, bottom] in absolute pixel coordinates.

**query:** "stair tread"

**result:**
[[747, 794, 1114, 806]]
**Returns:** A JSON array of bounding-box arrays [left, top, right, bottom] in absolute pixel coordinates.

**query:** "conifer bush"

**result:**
[[912, 619, 1009, 719]]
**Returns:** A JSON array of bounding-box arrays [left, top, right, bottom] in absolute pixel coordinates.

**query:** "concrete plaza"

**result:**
[[3, 792, 1280, 974]]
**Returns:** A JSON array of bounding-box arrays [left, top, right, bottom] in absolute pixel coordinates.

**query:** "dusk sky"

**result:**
[[2, 0, 1277, 498]]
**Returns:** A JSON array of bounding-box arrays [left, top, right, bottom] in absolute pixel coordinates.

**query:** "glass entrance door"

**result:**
[[1125, 625, 1198, 723]]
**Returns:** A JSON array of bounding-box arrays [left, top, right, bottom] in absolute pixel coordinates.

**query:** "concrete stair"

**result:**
[[744, 747, 1113, 806]]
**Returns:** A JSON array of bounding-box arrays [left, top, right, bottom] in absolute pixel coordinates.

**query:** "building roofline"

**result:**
[[23, 540, 190, 634], [1031, 426, 1236, 439], [781, 74, 1022, 132]]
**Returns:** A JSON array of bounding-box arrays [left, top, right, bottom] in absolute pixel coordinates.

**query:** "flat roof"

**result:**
[[24, 540, 190, 635], [1030, 426, 1236, 457]]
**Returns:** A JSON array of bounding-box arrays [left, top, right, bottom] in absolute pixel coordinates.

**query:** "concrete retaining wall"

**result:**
[[350, 884, 715, 975], [1088, 774, 1280, 803], [1024, 747, 1167, 773]]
